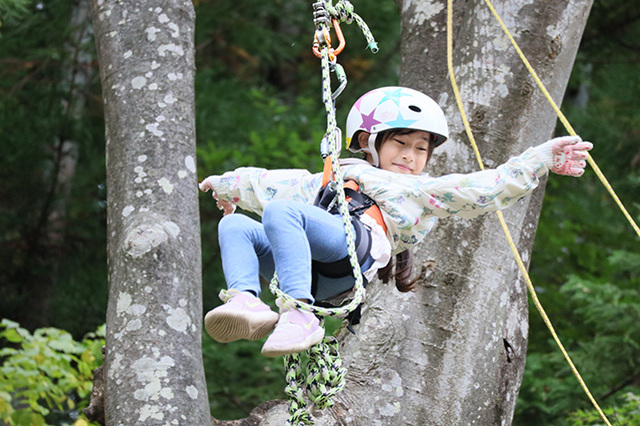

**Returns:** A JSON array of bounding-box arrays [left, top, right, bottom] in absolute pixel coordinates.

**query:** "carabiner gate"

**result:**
[[312, 18, 346, 61]]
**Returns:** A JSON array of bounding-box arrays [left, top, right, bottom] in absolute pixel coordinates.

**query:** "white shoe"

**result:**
[[204, 290, 279, 343], [261, 299, 325, 357]]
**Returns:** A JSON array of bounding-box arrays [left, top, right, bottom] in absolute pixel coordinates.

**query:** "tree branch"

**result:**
[[211, 400, 286, 425]]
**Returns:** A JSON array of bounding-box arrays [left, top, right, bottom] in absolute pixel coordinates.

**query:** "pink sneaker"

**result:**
[[204, 290, 279, 343], [261, 299, 325, 357]]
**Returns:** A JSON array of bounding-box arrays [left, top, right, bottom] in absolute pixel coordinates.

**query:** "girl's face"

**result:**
[[361, 130, 432, 175]]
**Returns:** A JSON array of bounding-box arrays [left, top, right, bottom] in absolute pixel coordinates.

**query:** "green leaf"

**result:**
[[48, 334, 84, 354], [10, 409, 47, 426], [0, 318, 20, 329], [2, 327, 22, 343]]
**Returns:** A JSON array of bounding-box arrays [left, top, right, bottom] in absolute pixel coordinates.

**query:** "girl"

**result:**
[[199, 86, 592, 358]]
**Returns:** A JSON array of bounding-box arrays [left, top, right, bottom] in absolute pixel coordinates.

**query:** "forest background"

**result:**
[[0, 0, 638, 424]]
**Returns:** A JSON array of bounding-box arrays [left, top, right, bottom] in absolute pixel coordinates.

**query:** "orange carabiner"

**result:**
[[312, 19, 346, 60], [330, 19, 346, 56]]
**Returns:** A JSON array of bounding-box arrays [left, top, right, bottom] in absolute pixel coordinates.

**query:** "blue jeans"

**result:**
[[218, 199, 354, 302]]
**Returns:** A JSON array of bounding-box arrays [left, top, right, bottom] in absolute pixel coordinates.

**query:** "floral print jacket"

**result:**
[[203, 146, 548, 256]]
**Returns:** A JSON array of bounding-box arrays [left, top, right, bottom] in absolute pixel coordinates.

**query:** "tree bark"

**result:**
[[256, 1, 593, 425], [91, 0, 210, 424]]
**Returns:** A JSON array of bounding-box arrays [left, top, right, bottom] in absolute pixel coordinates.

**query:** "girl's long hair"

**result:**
[[368, 129, 437, 292], [377, 250, 419, 292]]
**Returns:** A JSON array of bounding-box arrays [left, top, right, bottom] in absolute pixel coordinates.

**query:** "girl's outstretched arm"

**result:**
[[344, 136, 593, 221], [341, 136, 592, 254], [199, 167, 323, 216]]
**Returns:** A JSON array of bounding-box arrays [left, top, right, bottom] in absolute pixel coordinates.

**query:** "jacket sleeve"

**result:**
[[201, 167, 323, 216], [344, 146, 549, 221]]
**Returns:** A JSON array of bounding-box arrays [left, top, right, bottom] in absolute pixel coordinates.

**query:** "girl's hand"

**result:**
[[199, 178, 236, 216], [214, 194, 236, 216], [539, 136, 593, 177]]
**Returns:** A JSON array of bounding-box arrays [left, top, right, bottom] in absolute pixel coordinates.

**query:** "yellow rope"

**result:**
[[483, 0, 640, 240], [446, 1, 612, 425]]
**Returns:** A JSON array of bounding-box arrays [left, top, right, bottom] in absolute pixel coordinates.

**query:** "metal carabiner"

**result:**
[[312, 18, 346, 61]]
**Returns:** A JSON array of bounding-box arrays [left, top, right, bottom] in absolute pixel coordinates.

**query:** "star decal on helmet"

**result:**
[[359, 108, 382, 132], [385, 109, 418, 130], [378, 87, 414, 106]]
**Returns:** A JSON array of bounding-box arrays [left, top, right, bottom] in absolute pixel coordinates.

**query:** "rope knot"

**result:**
[[283, 337, 347, 424], [330, 0, 354, 24]]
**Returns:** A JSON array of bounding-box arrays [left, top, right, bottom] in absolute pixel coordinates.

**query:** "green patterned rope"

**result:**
[[268, 24, 365, 321], [270, 3, 378, 424], [305, 336, 347, 408], [327, 0, 379, 53], [283, 336, 347, 426]]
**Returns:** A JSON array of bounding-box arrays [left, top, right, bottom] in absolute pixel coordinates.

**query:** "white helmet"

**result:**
[[346, 86, 449, 166]]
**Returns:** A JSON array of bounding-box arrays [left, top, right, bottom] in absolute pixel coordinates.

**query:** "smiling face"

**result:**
[[359, 130, 433, 175]]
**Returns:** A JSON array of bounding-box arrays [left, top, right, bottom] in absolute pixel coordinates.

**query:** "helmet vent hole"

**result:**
[[409, 105, 421, 113]]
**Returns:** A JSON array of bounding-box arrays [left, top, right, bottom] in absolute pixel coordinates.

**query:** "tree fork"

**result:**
[[251, 1, 593, 424]]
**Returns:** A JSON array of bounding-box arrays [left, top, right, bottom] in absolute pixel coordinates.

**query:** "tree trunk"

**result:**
[[9, 0, 95, 330], [256, 0, 593, 425], [334, 0, 593, 424], [91, 0, 210, 424], [44, 0, 93, 319]]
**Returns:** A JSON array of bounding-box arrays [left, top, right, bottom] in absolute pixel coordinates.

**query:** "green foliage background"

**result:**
[[0, 0, 638, 424], [0, 320, 104, 425]]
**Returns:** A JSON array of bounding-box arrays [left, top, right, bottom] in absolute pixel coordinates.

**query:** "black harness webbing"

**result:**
[[311, 181, 380, 332]]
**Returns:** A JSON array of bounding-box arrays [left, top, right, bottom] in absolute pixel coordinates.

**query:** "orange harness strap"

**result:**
[[343, 180, 387, 235], [321, 155, 334, 187], [321, 155, 387, 234]]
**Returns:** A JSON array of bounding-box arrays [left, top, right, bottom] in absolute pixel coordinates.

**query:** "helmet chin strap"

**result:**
[[366, 133, 379, 167]]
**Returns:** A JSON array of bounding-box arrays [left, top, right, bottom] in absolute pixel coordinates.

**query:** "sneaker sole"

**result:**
[[205, 309, 279, 343], [260, 327, 325, 357]]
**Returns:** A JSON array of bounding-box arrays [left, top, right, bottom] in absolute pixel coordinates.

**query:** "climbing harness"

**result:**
[[313, 179, 387, 275], [445, 1, 634, 424], [312, 178, 387, 332], [267, 2, 378, 424]]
